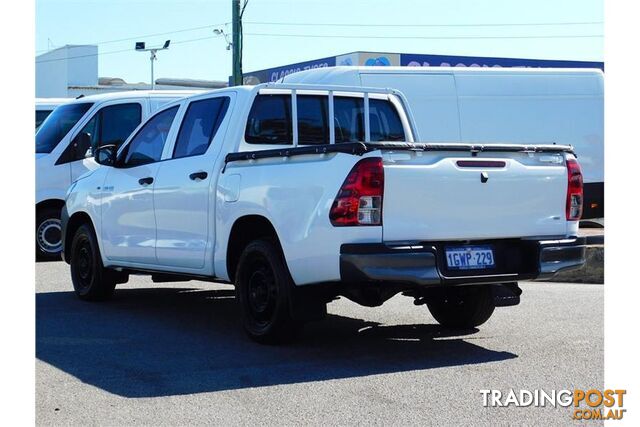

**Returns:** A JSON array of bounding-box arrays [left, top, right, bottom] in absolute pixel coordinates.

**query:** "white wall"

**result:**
[[36, 45, 98, 97]]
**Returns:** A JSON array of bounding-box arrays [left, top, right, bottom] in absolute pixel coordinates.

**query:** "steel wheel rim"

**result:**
[[246, 256, 277, 325], [74, 237, 94, 290], [37, 218, 62, 254]]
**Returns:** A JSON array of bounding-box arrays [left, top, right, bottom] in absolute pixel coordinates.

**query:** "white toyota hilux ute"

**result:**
[[62, 83, 586, 343]]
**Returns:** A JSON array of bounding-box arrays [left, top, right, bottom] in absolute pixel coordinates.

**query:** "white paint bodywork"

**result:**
[[281, 66, 604, 186], [65, 84, 578, 287], [36, 90, 200, 207]]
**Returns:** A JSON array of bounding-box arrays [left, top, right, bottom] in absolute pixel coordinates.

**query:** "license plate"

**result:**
[[445, 246, 495, 270]]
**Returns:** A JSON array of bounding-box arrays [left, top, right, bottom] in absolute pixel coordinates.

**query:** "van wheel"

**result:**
[[69, 224, 116, 301], [426, 286, 495, 328], [36, 207, 62, 261], [235, 240, 298, 344]]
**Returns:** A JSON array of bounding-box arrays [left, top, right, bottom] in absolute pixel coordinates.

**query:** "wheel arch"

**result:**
[[36, 198, 65, 213], [226, 214, 286, 283], [63, 211, 95, 264]]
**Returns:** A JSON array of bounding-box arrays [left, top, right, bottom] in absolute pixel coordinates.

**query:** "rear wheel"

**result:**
[[426, 285, 495, 328], [70, 224, 117, 301], [36, 207, 62, 261], [235, 240, 298, 344]]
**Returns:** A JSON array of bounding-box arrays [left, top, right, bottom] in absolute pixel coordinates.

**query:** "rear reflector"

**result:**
[[566, 158, 583, 221], [330, 157, 384, 226]]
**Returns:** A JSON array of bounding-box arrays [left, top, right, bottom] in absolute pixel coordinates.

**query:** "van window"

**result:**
[[173, 97, 230, 158], [121, 106, 179, 167], [100, 103, 142, 147], [369, 99, 406, 142], [333, 97, 364, 143], [36, 110, 53, 129], [35, 102, 93, 154], [298, 95, 329, 145], [245, 94, 292, 144], [62, 103, 142, 163]]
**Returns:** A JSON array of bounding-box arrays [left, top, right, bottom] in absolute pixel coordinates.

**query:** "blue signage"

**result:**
[[400, 53, 603, 71], [240, 52, 604, 84], [242, 56, 336, 84]]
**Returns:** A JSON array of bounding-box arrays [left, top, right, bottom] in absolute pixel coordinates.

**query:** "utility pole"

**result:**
[[232, 0, 247, 86]]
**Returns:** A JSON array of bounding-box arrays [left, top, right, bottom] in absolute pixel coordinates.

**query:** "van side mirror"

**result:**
[[94, 144, 117, 167], [74, 132, 92, 157]]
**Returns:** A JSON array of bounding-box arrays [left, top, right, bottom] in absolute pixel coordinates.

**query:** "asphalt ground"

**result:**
[[36, 261, 603, 426]]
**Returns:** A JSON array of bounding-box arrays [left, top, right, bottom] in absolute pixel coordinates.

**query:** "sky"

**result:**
[[35, 0, 604, 83]]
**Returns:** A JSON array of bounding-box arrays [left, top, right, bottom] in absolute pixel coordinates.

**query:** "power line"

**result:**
[[36, 23, 229, 54], [245, 32, 603, 40], [35, 35, 220, 64], [245, 20, 603, 28]]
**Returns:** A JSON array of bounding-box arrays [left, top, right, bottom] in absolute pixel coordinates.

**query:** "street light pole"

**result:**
[[135, 40, 170, 90], [150, 51, 156, 90]]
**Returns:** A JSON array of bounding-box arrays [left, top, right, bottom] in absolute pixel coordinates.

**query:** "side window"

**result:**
[[333, 97, 364, 143], [100, 103, 142, 148], [369, 99, 406, 142], [173, 97, 230, 159], [297, 95, 328, 145], [72, 103, 141, 161], [121, 106, 179, 167], [245, 94, 292, 144]]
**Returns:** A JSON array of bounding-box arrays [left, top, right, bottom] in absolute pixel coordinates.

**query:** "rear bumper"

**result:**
[[340, 237, 586, 287]]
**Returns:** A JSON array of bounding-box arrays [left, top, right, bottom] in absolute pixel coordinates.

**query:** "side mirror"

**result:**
[[94, 144, 117, 167], [74, 132, 92, 157]]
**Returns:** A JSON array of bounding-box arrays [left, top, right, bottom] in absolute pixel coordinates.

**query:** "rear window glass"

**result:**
[[298, 95, 329, 145], [333, 97, 364, 143], [244, 94, 405, 145], [369, 99, 405, 142], [245, 94, 292, 144]]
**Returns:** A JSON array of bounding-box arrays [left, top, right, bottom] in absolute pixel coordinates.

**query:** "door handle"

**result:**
[[138, 177, 154, 186], [189, 171, 208, 181]]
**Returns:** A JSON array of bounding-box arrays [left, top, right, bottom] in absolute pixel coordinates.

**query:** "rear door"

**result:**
[[153, 94, 233, 269], [381, 150, 568, 242]]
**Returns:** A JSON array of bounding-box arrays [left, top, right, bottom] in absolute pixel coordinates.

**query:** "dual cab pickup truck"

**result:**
[[61, 83, 586, 343]]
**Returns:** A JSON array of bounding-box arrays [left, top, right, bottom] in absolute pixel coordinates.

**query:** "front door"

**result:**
[[100, 105, 180, 264]]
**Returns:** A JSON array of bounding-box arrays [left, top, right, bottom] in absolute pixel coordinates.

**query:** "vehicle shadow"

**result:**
[[36, 286, 517, 398]]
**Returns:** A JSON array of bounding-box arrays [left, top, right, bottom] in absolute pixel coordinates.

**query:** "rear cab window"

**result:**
[[243, 91, 406, 147]]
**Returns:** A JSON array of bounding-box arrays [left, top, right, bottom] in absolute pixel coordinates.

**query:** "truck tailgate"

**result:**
[[381, 151, 568, 242]]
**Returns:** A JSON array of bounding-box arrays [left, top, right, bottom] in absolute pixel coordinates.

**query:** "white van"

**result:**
[[281, 66, 604, 221], [35, 90, 199, 260], [36, 98, 70, 129]]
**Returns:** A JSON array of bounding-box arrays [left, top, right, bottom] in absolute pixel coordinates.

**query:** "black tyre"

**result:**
[[235, 240, 298, 344], [69, 224, 117, 301], [426, 285, 495, 328], [36, 207, 63, 261]]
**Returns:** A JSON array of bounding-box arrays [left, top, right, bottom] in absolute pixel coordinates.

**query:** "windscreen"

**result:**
[[35, 102, 93, 154]]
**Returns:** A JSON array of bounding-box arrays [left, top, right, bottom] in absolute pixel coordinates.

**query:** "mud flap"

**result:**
[[492, 282, 522, 307]]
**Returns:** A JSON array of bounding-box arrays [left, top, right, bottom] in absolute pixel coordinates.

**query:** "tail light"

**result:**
[[330, 157, 384, 226], [566, 158, 583, 220]]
